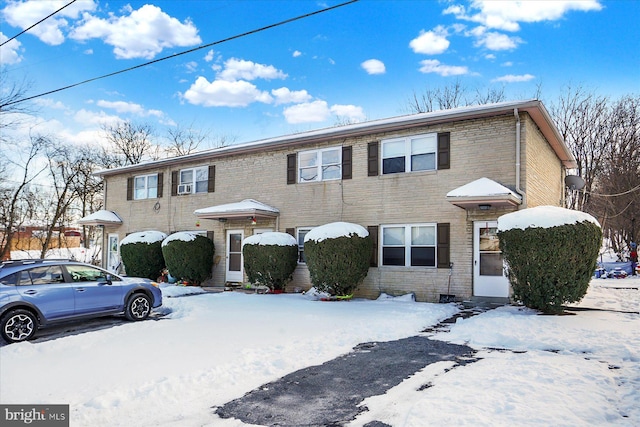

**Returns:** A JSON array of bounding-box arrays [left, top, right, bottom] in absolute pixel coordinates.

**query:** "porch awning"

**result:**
[[194, 199, 279, 220], [77, 210, 123, 226], [446, 177, 522, 209]]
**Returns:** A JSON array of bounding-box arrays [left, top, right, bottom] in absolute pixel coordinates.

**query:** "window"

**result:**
[[66, 264, 118, 282], [297, 227, 314, 263], [382, 133, 437, 175], [134, 174, 158, 200], [381, 224, 436, 267], [298, 147, 341, 182], [179, 166, 208, 194], [18, 266, 66, 285]]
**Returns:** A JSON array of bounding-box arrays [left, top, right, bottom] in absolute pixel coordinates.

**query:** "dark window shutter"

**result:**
[[367, 141, 379, 176], [286, 228, 295, 237], [437, 222, 450, 268], [157, 173, 163, 198], [367, 225, 378, 267], [437, 132, 450, 170], [206, 231, 214, 242], [342, 146, 352, 180], [171, 171, 178, 196], [287, 153, 297, 184], [126, 177, 134, 200], [208, 165, 215, 193]]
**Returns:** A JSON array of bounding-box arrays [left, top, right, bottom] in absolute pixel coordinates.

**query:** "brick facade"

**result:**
[[96, 102, 574, 302]]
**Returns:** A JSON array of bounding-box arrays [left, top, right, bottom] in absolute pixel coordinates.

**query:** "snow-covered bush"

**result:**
[[161, 232, 214, 284], [304, 222, 372, 296], [120, 230, 167, 279], [498, 206, 602, 314], [242, 232, 298, 291]]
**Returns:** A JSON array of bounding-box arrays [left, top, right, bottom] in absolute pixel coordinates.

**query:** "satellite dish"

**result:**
[[565, 175, 585, 190]]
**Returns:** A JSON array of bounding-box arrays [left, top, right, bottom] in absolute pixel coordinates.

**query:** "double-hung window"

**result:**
[[179, 166, 208, 194], [382, 133, 437, 174], [298, 147, 341, 182], [381, 224, 436, 267], [134, 174, 158, 200]]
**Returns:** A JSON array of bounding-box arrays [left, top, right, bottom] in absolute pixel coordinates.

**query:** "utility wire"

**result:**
[[0, 0, 78, 47], [1, 0, 359, 109]]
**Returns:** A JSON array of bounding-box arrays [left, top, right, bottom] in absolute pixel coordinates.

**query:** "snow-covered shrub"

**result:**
[[498, 206, 602, 314], [304, 222, 372, 296], [161, 232, 214, 284], [242, 232, 298, 291], [120, 230, 167, 279]]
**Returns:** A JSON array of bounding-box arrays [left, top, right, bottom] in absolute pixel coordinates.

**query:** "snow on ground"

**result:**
[[0, 276, 638, 426]]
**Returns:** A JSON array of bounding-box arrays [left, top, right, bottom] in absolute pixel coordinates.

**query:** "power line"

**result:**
[[0, 0, 78, 47], [1, 0, 359, 109]]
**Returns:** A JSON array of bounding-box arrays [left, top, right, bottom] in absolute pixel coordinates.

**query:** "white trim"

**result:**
[[380, 223, 437, 267], [225, 229, 244, 283], [298, 146, 342, 183]]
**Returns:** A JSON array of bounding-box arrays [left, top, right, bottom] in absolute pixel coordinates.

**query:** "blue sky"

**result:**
[[1, 0, 638, 149]]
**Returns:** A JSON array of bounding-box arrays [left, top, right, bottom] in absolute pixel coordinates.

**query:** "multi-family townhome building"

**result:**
[[85, 100, 576, 302]]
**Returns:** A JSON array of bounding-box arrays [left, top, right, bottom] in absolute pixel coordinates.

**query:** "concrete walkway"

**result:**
[[215, 310, 481, 426]]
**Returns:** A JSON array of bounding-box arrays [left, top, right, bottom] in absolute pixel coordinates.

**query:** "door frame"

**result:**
[[107, 233, 120, 273], [225, 229, 244, 283], [473, 221, 510, 297]]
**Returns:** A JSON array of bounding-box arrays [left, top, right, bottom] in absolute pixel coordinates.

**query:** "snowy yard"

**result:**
[[0, 277, 638, 426]]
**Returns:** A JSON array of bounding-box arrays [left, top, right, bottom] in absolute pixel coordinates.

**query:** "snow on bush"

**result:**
[[304, 222, 372, 296], [162, 232, 214, 284], [498, 206, 602, 314], [243, 232, 298, 291], [119, 230, 167, 279]]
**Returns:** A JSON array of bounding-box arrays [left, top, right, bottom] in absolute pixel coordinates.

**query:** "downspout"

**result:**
[[514, 108, 526, 207]]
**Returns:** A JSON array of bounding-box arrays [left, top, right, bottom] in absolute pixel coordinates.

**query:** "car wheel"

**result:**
[[1, 309, 38, 343], [125, 293, 151, 321]]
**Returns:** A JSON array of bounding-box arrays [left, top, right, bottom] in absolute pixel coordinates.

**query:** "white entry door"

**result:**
[[226, 230, 244, 283], [473, 221, 510, 297], [107, 233, 120, 273]]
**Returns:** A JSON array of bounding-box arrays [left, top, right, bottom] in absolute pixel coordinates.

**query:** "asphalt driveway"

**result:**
[[215, 328, 478, 426]]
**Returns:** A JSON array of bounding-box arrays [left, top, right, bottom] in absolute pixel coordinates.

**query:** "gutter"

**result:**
[[514, 108, 526, 207]]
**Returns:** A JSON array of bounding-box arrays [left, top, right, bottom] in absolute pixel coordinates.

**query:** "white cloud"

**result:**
[[185, 61, 198, 73], [33, 98, 67, 110], [473, 29, 522, 50], [96, 100, 164, 118], [2, 0, 97, 45], [283, 100, 331, 124], [271, 87, 312, 105], [418, 59, 469, 76], [491, 74, 535, 83], [444, 0, 602, 32], [183, 77, 273, 107], [361, 59, 386, 75], [204, 49, 215, 62], [409, 26, 450, 54], [218, 58, 287, 82], [70, 4, 201, 59], [330, 105, 366, 122], [501, 61, 513, 67], [0, 32, 22, 64], [73, 109, 123, 127], [292, 50, 302, 57]]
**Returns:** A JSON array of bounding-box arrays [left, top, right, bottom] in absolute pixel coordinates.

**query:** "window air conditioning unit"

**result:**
[[177, 184, 192, 195]]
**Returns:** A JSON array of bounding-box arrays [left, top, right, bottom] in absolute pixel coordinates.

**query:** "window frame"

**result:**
[[179, 166, 208, 194], [133, 173, 158, 200], [381, 133, 438, 175], [297, 147, 342, 183], [380, 223, 437, 268]]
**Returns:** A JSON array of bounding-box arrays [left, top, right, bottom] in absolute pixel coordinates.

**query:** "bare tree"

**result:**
[[550, 86, 610, 211], [588, 95, 640, 256], [0, 67, 34, 141], [166, 124, 210, 156], [406, 80, 508, 114], [0, 135, 48, 259], [102, 121, 157, 165]]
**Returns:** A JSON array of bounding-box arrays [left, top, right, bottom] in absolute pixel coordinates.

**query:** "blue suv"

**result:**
[[0, 259, 162, 343]]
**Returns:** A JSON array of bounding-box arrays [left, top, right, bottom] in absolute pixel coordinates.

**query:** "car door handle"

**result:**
[[24, 290, 37, 295], [76, 288, 86, 292]]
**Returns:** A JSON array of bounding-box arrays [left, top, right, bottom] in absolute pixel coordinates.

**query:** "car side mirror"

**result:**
[[100, 274, 113, 285]]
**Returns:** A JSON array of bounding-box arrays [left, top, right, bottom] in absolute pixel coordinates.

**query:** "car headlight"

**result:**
[[150, 281, 159, 288]]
